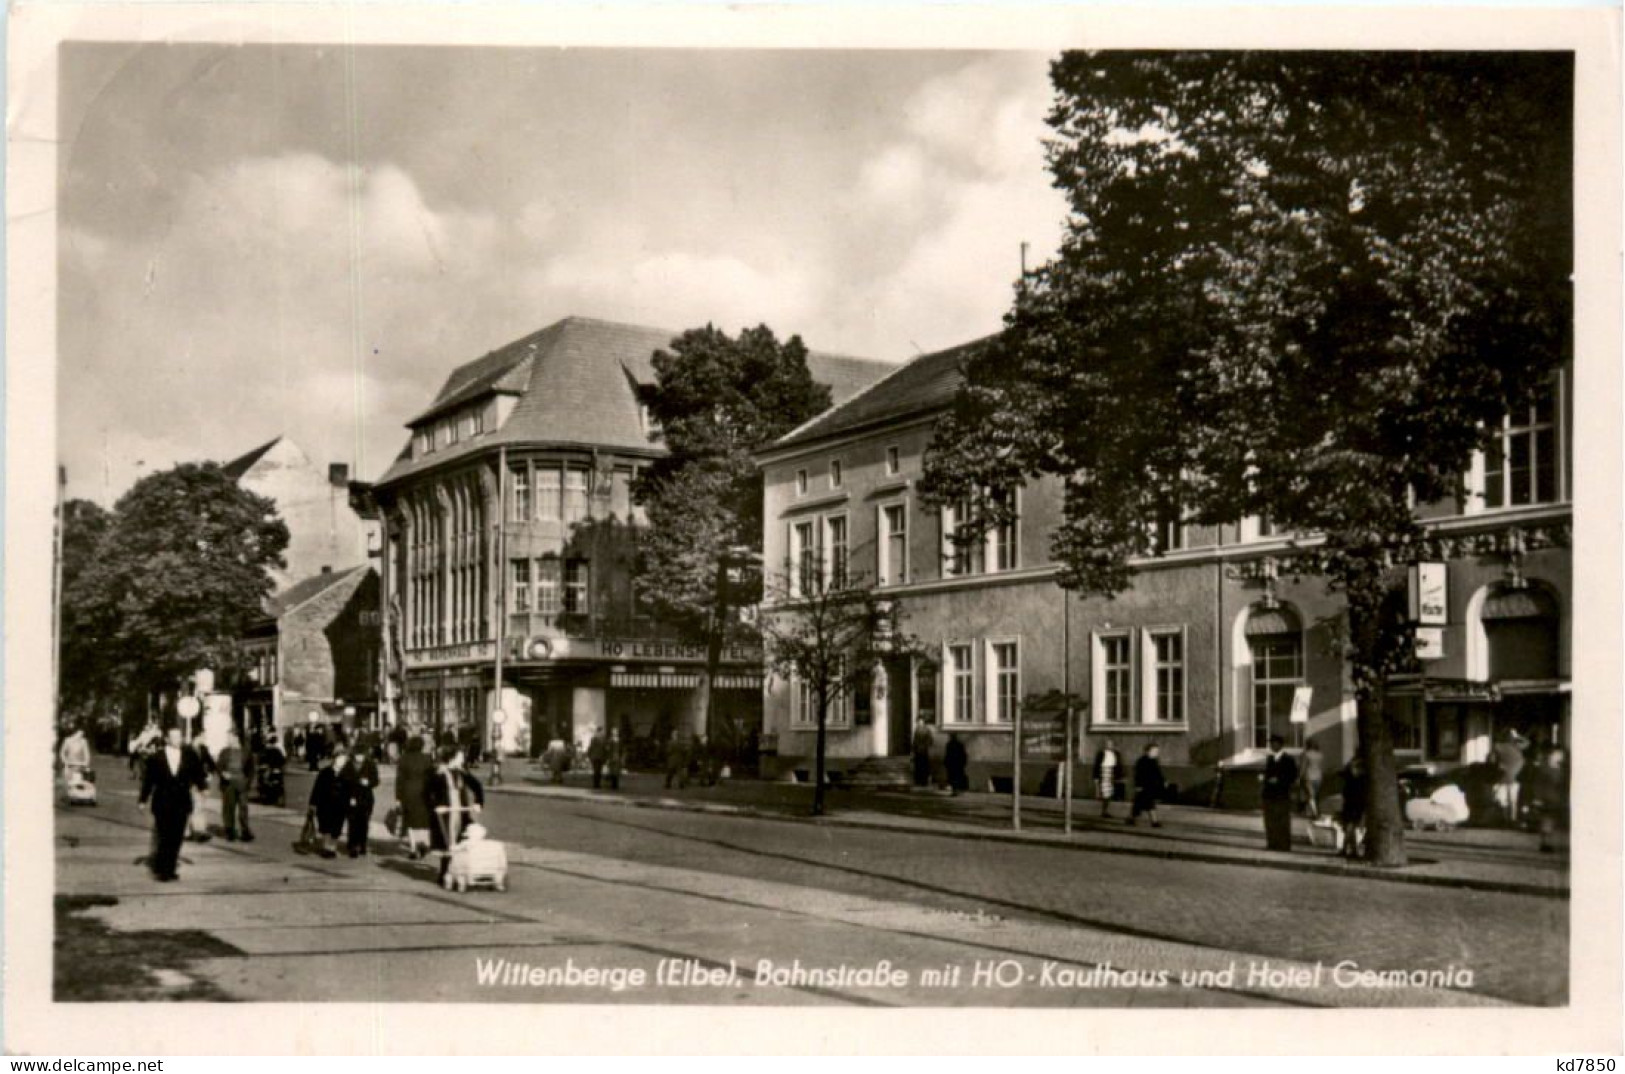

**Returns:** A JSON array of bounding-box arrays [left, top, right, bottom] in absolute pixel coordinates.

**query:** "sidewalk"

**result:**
[[309, 760, 1568, 898]]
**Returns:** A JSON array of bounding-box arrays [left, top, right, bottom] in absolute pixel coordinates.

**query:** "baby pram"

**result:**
[[435, 803, 508, 893], [62, 765, 97, 806]]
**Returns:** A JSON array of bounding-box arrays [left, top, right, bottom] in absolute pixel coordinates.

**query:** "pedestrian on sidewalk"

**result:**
[[309, 751, 348, 859], [341, 747, 380, 858], [1260, 735, 1298, 852], [1093, 739, 1121, 818], [216, 729, 255, 842], [426, 746, 485, 885], [606, 730, 625, 790], [1128, 744, 1165, 827], [1337, 755, 1369, 859], [1493, 729, 1528, 827], [665, 732, 692, 790], [137, 727, 208, 882], [1295, 739, 1324, 820], [944, 733, 969, 795], [59, 727, 91, 778], [588, 728, 608, 789], [1523, 746, 1568, 853], [395, 736, 434, 859], [911, 722, 935, 788]]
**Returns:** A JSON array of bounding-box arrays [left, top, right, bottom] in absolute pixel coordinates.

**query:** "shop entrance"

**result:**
[[886, 657, 915, 756]]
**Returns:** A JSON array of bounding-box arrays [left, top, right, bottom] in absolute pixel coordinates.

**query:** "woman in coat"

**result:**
[[394, 736, 434, 859], [308, 751, 349, 859], [424, 745, 485, 884], [341, 749, 380, 858]]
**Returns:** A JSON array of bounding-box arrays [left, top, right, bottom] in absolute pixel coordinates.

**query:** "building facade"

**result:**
[[757, 342, 1573, 800], [222, 437, 377, 590], [364, 316, 892, 761], [237, 565, 382, 740]]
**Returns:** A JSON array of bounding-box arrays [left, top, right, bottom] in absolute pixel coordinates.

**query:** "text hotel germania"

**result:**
[[474, 957, 1476, 993]]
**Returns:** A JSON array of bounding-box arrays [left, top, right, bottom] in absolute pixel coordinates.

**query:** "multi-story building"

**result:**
[[757, 340, 1572, 800], [237, 564, 382, 741], [363, 316, 892, 760], [222, 436, 376, 590]]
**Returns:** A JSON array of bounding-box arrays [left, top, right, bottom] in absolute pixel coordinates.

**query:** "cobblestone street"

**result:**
[[54, 763, 1566, 1007]]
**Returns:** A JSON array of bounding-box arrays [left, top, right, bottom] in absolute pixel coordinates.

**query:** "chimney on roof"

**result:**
[[329, 463, 349, 488], [321, 565, 332, 575]]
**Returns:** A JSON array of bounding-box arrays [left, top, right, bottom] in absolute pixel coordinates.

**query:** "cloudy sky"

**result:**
[[59, 44, 1065, 503]]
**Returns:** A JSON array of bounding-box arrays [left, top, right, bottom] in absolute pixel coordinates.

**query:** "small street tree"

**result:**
[[921, 52, 1571, 866], [761, 565, 912, 817], [62, 463, 289, 729], [634, 324, 835, 747]]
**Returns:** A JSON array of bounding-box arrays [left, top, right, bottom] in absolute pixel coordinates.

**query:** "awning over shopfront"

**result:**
[[608, 671, 765, 690]]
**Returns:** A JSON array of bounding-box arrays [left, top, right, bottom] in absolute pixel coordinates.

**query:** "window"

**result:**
[[1484, 382, 1560, 508], [885, 446, 901, 475], [564, 559, 589, 614], [825, 515, 849, 589], [1151, 504, 1184, 554], [536, 557, 561, 615], [445, 417, 460, 445], [791, 521, 819, 597], [879, 503, 908, 585], [536, 465, 561, 521], [795, 469, 808, 496], [830, 460, 843, 488], [852, 669, 873, 726], [990, 488, 1018, 571], [1098, 634, 1133, 724], [511, 560, 531, 614], [989, 641, 1019, 724], [1151, 630, 1185, 723], [511, 467, 530, 523], [946, 643, 975, 723], [564, 468, 590, 523], [915, 662, 938, 726], [1250, 632, 1304, 748], [944, 498, 985, 576], [416, 429, 434, 456], [793, 678, 816, 728], [471, 408, 485, 436]]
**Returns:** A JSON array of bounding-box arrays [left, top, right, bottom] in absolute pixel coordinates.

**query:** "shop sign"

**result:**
[[1415, 626, 1445, 661], [408, 641, 495, 668], [1408, 562, 1448, 625], [539, 637, 763, 664], [1423, 679, 1501, 703]]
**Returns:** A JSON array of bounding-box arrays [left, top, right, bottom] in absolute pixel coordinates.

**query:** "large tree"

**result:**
[[57, 498, 113, 726], [921, 52, 1571, 866], [62, 463, 289, 726], [634, 324, 834, 743]]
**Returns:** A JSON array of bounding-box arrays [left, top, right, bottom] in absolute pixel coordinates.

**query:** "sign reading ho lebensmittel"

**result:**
[[1408, 562, 1448, 625]]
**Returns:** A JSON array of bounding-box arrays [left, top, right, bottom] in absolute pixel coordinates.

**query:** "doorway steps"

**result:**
[[838, 756, 914, 790]]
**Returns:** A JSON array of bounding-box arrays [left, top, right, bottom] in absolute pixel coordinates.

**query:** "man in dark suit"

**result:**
[[1260, 734, 1299, 852], [138, 726, 208, 881]]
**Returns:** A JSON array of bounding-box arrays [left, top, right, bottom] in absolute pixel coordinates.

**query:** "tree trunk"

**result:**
[[1348, 593, 1408, 867], [698, 556, 728, 744], [812, 687, 828, 817]]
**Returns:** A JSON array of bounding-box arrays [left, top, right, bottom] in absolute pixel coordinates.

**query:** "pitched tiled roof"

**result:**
[[221, 436, 283, 480], [374, 316, 896, 487], [264, 565, 368, 619], [769, 335, 993, 452]]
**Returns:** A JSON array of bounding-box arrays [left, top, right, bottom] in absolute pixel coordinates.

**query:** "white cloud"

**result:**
[[59, 153, 526, 501]]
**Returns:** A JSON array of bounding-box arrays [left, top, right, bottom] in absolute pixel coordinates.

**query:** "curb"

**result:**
[[490, 779, 1567, 900]]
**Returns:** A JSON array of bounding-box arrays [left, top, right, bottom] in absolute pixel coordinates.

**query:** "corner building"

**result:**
[[367, 316, 891, 760], [757, 341, 1572, 800]]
